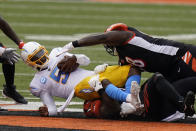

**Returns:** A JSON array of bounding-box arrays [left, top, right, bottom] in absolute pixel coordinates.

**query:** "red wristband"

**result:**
[[19, 42, 25, 49]]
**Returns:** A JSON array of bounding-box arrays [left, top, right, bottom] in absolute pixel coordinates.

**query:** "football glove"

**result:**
[[56, 42, 74, 57], [94, 63, 108, 74], [1, 48, 20, 65], [57, 55, 79, 73], [88, 75, 103, 92], [120, 102, 136, 118]]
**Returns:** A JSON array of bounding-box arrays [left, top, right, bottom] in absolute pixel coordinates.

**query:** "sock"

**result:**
[[2, 63, 15, 87]]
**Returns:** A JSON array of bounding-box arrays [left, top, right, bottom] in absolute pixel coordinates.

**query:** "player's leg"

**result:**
[[0, 42, 27, 104], [172, 77, 196, 116], [140, 78, 163, 121], [99, 91, 121, 119], [151, 73, 185, 112], [145, 73, 195, 118], [2, 62, 28, 104]]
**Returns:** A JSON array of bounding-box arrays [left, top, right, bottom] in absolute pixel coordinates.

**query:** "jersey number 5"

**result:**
[[50, 66, 70, 84]]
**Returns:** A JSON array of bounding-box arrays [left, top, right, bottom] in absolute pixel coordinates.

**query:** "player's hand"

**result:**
[[88, 75, 103, 92], [57, 55, 79, 73], [39, 106, 49, 117], [2, 48, 20, 65], [56, 42, 74, 57], [120, 102, 136, 118], [94, 63, 108, 74]]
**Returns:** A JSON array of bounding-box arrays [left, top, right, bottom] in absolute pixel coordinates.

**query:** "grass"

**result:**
[[0, 0, 196, 106]]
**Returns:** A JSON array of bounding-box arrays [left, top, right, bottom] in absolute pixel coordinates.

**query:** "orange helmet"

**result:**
[[83, 99, 101, 118], [105, 23, 128, 32]]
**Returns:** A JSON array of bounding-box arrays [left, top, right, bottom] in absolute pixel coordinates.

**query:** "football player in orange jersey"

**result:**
[[59, 23, 196, 83], [84, 73, 195, 122]]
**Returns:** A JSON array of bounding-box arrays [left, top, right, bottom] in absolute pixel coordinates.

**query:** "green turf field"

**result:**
[[0, 0, 196, 103]]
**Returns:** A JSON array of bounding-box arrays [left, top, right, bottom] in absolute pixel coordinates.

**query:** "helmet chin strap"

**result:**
[[36, 62, 49, 71], [38, 66, 48, 71]]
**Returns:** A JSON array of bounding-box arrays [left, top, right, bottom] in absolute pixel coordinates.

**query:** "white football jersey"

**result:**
[[30, 47, 95, 116]]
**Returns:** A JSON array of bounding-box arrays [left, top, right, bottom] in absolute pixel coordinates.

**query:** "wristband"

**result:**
[[72, 40, 80, 47], [19, 42, 25, 49]]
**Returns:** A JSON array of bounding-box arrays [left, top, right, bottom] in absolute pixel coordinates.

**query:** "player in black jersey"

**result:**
[[0, 16, 27, 105], [59, 23, 196, 82]]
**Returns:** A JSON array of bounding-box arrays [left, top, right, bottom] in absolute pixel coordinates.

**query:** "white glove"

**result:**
[[94, 63, 108, 74], [56, 42, 74, 57], [88, 75, 103, 92], [1, 48, 20, 65], [120, 102, 136, 118]]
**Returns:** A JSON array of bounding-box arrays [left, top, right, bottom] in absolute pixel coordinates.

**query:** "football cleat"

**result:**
[[183, 91, 195, 117], [130, 81, 141, 108], [2, 85, 28, 104], [0, 107, 8, 111]]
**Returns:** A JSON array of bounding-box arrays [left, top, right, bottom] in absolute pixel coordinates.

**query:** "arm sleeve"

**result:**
[[40, 91, 58, 116], [0, 16, 21, 45], [105, 84, 128, 102], [125, 75, 141, 93]]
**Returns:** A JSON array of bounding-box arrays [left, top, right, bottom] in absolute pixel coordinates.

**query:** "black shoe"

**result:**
[[151, 72, 164, 83], [184, 91, 195, 117], [147, 72, 164, 86], [0, 107, 8, 111], [3, 85, 28, 104]]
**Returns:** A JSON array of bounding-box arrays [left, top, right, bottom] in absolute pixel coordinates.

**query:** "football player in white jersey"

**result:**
[[20, 41, 142, 117]]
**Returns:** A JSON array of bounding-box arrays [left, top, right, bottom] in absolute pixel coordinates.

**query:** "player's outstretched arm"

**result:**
[[39, 92, 58, 117], [78, 31, 131, 47], [58, 31, 133, 55], [0, 16, 21, 45]]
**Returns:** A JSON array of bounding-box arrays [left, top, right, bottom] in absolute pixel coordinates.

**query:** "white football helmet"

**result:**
[[20, 41, 49, 70]]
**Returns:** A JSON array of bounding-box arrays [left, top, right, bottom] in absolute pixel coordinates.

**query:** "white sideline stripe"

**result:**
[[24, 34, 196, 42], [0, 101, 83, 105], [11, 22, 104, 29], [0, 101, 83, 112], [25, 33, 92, 41], [0, 97, 40, 100]]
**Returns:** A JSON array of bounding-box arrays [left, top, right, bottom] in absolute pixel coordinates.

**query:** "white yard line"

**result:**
[[0, 101, 83, 112], [23, 33, 196, 42]]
